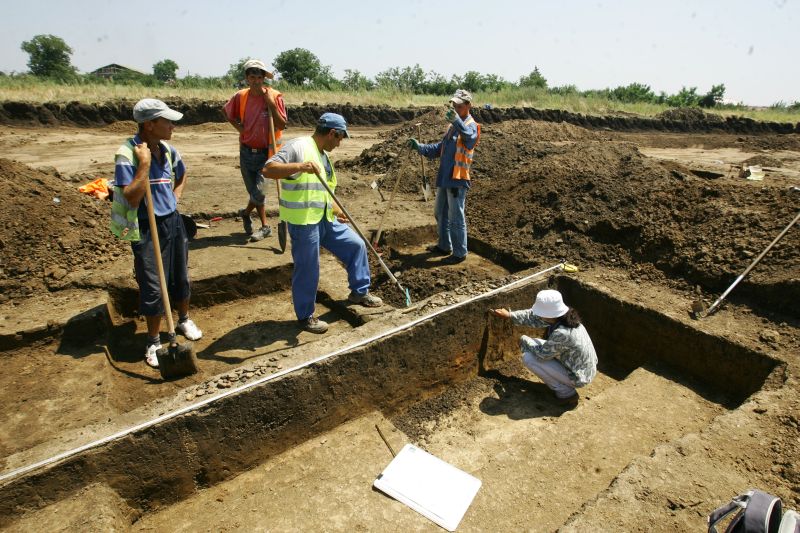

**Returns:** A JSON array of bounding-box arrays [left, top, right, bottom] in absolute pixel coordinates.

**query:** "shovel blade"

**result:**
[[157, 342, 199, 379], [278, 220, 287, 253], [422, 175, 431, 202]]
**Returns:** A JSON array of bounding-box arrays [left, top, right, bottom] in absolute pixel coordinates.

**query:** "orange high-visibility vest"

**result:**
[[238, 87, 284, 157], [442, 116, 480, 180]]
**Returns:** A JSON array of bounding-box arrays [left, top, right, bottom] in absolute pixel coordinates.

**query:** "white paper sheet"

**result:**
[[374, 444, 482, 531]]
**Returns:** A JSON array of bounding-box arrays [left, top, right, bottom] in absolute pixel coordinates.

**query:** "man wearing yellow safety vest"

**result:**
[[112, 99, 202, 368], [262, 113, 382, 334], [224, 59, 287, 242], [407, 89, 480, 265]]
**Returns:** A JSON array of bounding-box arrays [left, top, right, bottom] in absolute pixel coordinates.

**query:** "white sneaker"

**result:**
[[145, 343, 161, 368], [176, 318, 203, 340]]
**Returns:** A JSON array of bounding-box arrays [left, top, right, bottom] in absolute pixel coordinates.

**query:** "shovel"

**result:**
[[142, 173, 199, 379], [312, 170, 412, 307], [692, 208, 800, 318], [267, 101, 287, 253], [416, 123, 431, 202]]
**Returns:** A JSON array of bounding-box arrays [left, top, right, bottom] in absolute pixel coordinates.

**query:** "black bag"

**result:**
[[708, 489, 782, 533]]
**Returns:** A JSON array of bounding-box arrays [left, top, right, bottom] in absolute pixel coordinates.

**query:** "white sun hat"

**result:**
[[532, 289, 569, 318]]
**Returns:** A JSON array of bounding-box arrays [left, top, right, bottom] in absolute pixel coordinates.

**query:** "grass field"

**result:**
[[2, 78, 799, 124]]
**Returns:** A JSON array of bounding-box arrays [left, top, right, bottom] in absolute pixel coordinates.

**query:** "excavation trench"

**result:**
[[0, 270, 781, 526]]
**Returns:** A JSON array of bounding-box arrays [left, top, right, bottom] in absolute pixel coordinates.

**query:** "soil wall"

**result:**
[[1, 99, 797, 134], [0, 276, 777, 525]]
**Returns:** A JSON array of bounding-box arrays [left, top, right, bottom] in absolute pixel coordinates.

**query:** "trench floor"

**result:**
[[131, 365, 724, 531]]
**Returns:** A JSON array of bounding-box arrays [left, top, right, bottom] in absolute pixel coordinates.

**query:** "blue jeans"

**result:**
[[288, 218, 371, 320], [239, 146, 268, 206], [434, 186, 468, 258]]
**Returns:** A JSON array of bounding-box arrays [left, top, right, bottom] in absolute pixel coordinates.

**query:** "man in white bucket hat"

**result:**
[[491, 289, 597, 406]]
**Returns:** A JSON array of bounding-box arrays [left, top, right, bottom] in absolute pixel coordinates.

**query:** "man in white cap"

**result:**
[[491, 289, 597, 406], [262, 112, 382, 334], [111, 99, 202, 368], [224, 59, 287, 242], [406, 88, 480, 265]]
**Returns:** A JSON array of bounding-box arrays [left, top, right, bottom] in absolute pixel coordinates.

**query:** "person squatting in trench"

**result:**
[[491, 289, 597, 406]]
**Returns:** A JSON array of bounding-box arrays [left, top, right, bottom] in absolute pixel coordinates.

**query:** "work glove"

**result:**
[[445, 108, 456, 122], [406, 138, 420, 151]]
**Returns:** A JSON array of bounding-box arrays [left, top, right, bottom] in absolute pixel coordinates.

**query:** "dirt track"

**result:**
[[0, 106, 799, 531]]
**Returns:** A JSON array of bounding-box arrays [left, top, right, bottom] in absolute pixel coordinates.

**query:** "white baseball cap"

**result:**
[[132, 99, 183, 123], [531, 289, 569, 318]]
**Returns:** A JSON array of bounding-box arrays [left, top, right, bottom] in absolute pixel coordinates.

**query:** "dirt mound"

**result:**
[[465, 138, 799, 314], [657, 107, 724, 124], [340, 113, 601, 196], [100, 120, 138, 134], [0, 159, 127, 302], [349, 117, 799, 315], [741, 154, 784, 167]]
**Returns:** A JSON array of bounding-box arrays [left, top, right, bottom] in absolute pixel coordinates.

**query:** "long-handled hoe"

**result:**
[[692, 208, 800, 318], [313, 171, 412, 307]]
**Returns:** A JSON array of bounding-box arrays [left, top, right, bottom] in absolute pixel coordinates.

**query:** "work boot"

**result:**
[[176, 318, 203, 341], [239, 209, 253, 235], [348, 291, 383, 307], [441, 254, 466, 265], [145, 343, 162, 368], [300, 316, 328, 334], [554, 392, 579, 407], [250, 225, 272, 242], [426, 244, 450, 256]]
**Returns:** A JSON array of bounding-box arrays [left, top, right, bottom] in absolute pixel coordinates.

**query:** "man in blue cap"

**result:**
[[262, 112, 382, 333], [112, 98, 202, 368]]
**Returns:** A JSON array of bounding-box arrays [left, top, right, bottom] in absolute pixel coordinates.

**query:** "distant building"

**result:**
[[90, 64, 147, 79]]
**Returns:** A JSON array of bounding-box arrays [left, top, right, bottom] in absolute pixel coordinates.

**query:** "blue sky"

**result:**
[[1, 0, 796, 106]]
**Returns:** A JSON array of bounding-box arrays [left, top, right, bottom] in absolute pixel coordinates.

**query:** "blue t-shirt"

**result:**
[[113, 134, 186, 221]]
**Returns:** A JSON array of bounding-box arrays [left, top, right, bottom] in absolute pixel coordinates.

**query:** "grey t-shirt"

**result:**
[[267, 137, 332, 179]]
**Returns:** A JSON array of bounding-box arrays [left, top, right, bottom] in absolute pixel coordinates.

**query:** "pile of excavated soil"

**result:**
[[348, 118, 799, 315], [340, 110, 601, 196], [657, 107, 725, 124], [0, 158, 127, 302], [741, 154, 784, 168]]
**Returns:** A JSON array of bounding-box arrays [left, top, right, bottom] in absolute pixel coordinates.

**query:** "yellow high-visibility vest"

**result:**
[[279, 136, 336, 225]]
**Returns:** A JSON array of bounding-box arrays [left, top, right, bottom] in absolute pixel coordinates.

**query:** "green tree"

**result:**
[[274, 48, 322, 85], [310, 65, 341, 90], [421, 72, 457, 95], [153, 59, 179, 82], [699, 84, 725, 108], [610, 83, 655, 103], [375, 64, 425, 92], [665, 86, 700, 107], [342, 69, 374, 91], [20, 34, 77, 79], [225, 57, 252, 83], [519, 67, 547, 89]]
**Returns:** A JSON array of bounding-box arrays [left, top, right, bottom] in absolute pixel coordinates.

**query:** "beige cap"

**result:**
[[243, 59, 274, 79]]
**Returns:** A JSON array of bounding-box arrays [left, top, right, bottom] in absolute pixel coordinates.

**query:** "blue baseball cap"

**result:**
[[317, 112, 350, 138]]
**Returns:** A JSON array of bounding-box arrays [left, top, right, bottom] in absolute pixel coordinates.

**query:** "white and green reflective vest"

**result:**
[[279, 136, 336, 225], [110, 139, 174, 241]]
